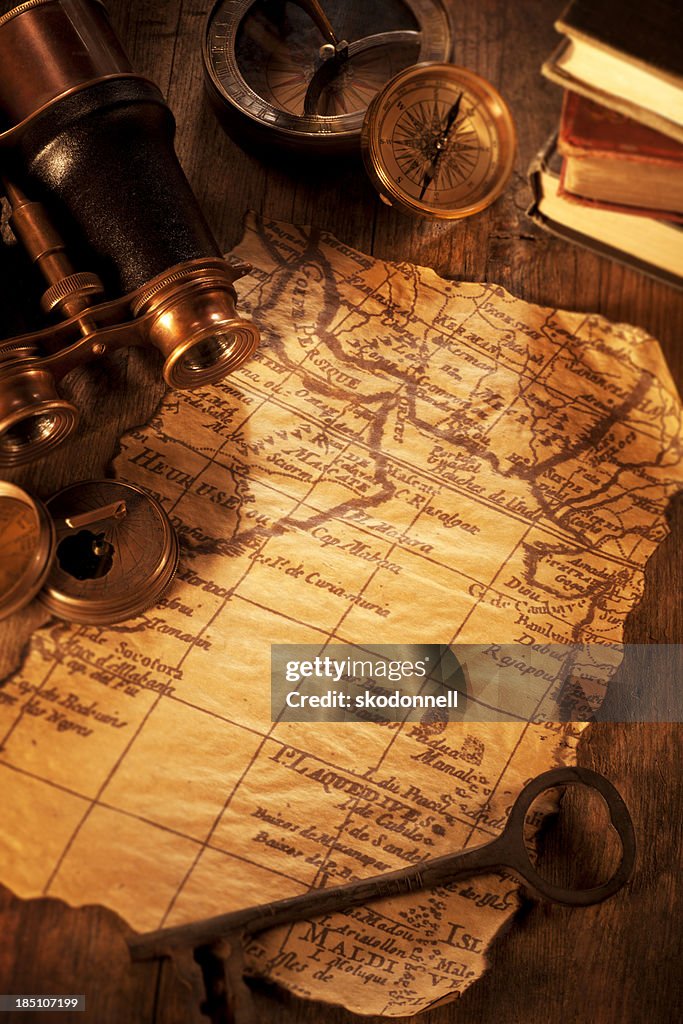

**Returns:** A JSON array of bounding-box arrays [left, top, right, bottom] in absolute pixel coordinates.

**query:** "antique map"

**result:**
[[1, 216, 682, 1016]]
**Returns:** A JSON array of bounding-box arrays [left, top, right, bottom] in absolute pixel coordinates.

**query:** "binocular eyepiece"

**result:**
[[0, 0, 259, 466]]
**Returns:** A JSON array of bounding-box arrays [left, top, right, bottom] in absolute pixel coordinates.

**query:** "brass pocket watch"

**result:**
[[0, 479, 178, 624]]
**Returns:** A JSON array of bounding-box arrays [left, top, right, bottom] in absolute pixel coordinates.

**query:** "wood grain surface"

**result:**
[[1, 1, 681, 1021]]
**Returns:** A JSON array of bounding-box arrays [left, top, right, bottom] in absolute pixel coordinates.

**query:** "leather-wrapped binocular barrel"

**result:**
[[0, 0, 259, 466]]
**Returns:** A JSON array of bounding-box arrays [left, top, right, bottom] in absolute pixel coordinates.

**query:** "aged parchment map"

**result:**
[[1, 216, 682, 1016]]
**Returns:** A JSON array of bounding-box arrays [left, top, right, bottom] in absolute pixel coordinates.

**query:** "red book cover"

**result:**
[[557, 92, 683, 221], [558, 91, 683, 165]]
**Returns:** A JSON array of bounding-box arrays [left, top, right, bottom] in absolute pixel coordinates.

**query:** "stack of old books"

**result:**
[[528, 0, 683, 287]]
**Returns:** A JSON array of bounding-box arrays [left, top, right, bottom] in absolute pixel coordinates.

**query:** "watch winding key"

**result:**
[[362, 63, 517, 219]]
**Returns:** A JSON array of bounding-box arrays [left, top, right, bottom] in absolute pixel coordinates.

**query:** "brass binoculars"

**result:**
[[0, 0, 259, 467]]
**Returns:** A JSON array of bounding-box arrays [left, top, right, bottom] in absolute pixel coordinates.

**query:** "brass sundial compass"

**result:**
[[203, 4, 515, 218], [203, 0, 453, 151], [0, 480, 178, 624]]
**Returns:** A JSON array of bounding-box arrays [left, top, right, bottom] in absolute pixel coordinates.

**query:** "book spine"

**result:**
[[526, 133, 683, 290]]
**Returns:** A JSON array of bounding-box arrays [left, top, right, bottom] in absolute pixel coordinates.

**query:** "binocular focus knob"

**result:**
[[41, 272, 105, 317]]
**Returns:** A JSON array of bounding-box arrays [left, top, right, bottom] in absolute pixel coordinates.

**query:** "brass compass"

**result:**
[[203, 0, 452, 151], [362, 63, 517, 219]]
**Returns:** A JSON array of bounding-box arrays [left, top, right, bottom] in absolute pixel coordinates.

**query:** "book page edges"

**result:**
[[542, 46, 683, 144], [555, 15, 683, 89], [527, 134, 683, 288]]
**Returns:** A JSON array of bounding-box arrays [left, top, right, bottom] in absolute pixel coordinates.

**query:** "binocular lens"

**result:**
[[162, 323, 259, 390], [180, 331, 237, 373], [2, 413, 57, 451], [176, 326, 258, 381], [0, 406, 77, 465], [0, 367, 79, 467], [135, 262, 260, 391]]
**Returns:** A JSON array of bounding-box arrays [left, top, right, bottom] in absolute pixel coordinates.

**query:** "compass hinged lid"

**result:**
[[0, 479, 178, 624], [0, 481, 55, 619]]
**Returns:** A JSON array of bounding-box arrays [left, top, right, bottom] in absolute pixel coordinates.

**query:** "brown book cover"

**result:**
[[559, 92, 683, 163], [543, 0, 683, 144], [557, 0, 682, 84], [557, 93, 683, 222]]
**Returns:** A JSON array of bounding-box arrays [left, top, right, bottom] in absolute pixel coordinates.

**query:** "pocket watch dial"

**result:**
[[362, 63, 517, 219]]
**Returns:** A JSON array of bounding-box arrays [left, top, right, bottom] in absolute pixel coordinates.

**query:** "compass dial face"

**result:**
[[362, 63, 516, 219], [0, 497, 40, 590], [204, 0, 451, 150]]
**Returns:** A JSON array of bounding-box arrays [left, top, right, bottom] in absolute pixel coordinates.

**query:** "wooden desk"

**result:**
[[1, 1, 681, 1021]]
